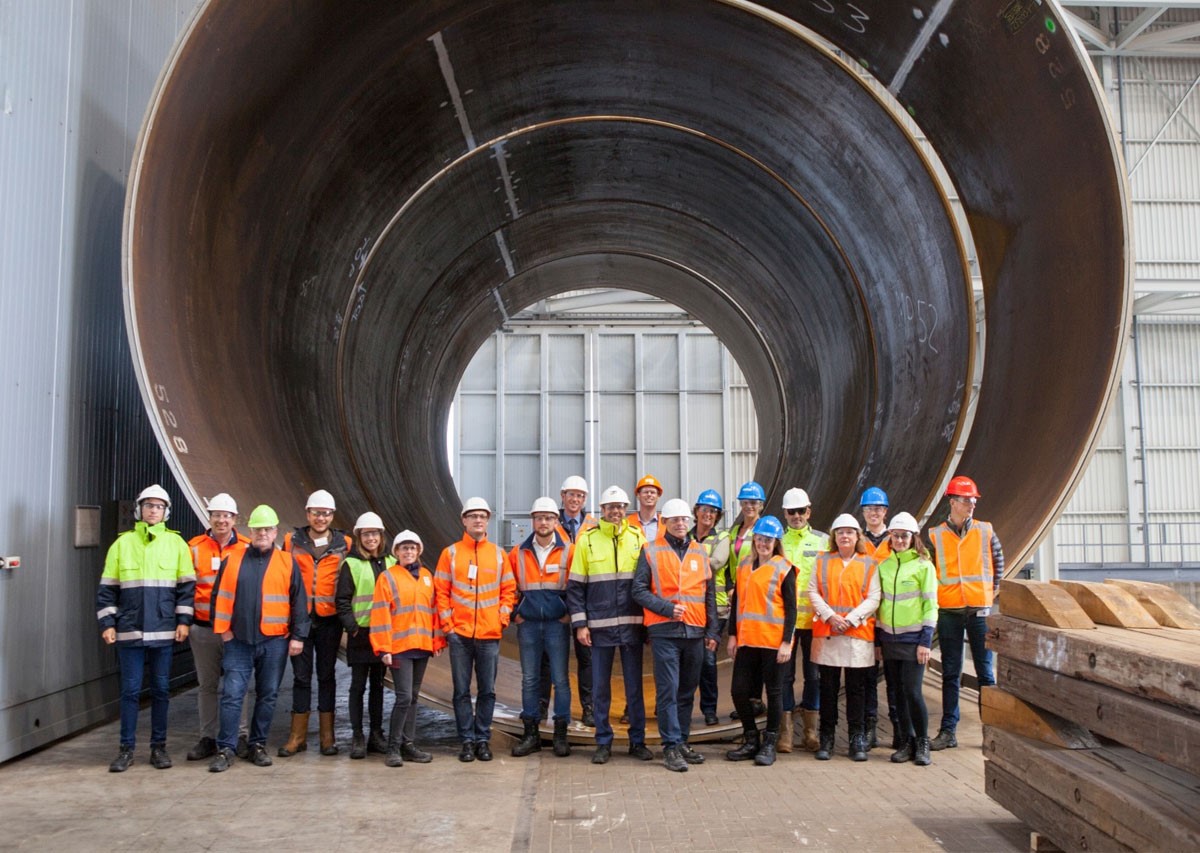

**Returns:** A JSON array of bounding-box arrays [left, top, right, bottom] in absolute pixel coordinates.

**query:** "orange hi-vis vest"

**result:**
[[812, 553, 878, 642], [188, 529, 249, 623], [642, 540, 711, 628], [928, 520, 996, 609], [284, 529, 351, 617], [212, 549, 293, 637], [434, 535, 516, 640], [370, 564, 444, 656], [864, 535, 891, 561], [734, 555, 793, 649], [510, 541, 573, 593]]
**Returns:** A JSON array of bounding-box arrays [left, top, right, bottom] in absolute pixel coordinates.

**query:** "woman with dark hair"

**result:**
[[725, 515, 795, 767], [810, 513, 881, 762], [336, 512, 394, 758], [875, 512, 938, 766]]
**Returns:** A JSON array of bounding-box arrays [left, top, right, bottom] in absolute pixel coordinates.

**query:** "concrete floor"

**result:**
[[0, 661, 1027, 852]]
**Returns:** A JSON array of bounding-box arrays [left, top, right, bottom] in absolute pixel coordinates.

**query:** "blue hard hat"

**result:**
[[737, 481, 766, 502], [860, 486, 889, 507], [694, 489, 724, 512], [751, 515, 785, 540]]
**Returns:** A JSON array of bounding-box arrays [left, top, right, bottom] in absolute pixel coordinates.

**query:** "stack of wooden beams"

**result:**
[[983, 577, 1200, 852]]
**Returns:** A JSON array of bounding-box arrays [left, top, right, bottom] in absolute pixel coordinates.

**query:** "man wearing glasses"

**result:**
[[779, 488, 828, 752], [435, 497, 516, 763], [279, 490, 352, 757], [925, 475, 1003, 751]]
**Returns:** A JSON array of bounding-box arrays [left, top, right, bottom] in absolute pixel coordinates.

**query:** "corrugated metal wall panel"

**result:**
[[0, 0, 204, 761]]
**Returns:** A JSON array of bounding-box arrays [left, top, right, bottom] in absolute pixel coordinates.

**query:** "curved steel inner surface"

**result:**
[[125, 0, 1128, 731]]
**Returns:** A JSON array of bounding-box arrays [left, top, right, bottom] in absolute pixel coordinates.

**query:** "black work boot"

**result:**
[[458, 741, 475, 762], [914, 736, 933, 766], [512, 719, 542, 757], [754, 732, 778, 766], [475, 741, 493, 761], [929, 728, 957, 751], [865, 715, 878, 750], [401, 741, 432, 763], [187, 737, 216, 761], [350, 732, 367, 760], [208, 747, 235, 773], [385, 738, 404, 767], [849, 727, 868, 762], [815, 728, 835, 761], [249, 743, 273, 767], [678, 743, 705, 765], [891, 729, 904, 751], [725, 728, 760, 761], [109, 747, 135, 773], [235, 735, 250, 760], [662, 744, 688, 772], [552, 719, 571, 757], [149, 744, 172, 770], [368, 730, 388, 754], [890, 739, 914, 763], [581, 705, 595, 727]]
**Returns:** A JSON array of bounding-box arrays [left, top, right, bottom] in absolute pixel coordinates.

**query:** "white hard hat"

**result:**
[[306, 489, 336, 511], [530, 497, 559, 516], [137, 484, 171, 506], [830, 513, 862, 532], [461, 496, 492, 516], [560, 475, 589, 495], [659, 498, 692, 519], [136, 484, 172, 521], [206, 493, 238, 515], [781, 488, 811, 510], [354, 511, 385, 532], [599, 486, 630, 506], [887, 512, 921, 534], [392, 530, 423, 551]]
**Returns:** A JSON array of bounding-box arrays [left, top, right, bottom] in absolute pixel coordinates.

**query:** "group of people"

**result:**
[[96, 472, 1001, 774]]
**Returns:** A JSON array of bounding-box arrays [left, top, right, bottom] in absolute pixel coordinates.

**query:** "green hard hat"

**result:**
[[247, 504, 280, 528]]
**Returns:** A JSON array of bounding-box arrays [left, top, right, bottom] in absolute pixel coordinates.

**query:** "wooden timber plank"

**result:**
[[984, 726, 1200, 850], [1106, 579, 1200, 629], [979, 685, 1099, 748], [987, 614, 1200, 712], [1050, 580, 1159, 628], [997, 657, 1200, 776], [1092, 624, 1200, 664], [997, 580, 1095, 628], [984, 762, 1131, 853]]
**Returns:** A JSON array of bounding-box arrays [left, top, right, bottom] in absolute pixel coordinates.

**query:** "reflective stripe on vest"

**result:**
[[930, 522, 995, 609], [734, 555, 791, 649], [516, 544, 571, 592], [189, 532, 248, 623], [643, 541, 711, 629], [371, 566, 439, 654], [346, 557, 378, 627], [212, 549, 293, 636], [812, 554, 877, 642], [284, 531, 349, 616]]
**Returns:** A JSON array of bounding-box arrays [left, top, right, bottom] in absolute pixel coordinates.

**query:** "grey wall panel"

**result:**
[[0, 0, 202, 762]]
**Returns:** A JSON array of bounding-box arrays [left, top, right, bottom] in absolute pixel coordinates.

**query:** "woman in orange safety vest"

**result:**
[[724, 515, 795, 767], [370, 530, 445, 767], [810, 513, 881, 763]]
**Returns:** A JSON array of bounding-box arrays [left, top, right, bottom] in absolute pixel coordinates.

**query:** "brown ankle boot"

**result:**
[[319, 711, 338, 755], [802, 710, 820, 752], [277, 711, 309, 757], [777, 709, 793, 753]]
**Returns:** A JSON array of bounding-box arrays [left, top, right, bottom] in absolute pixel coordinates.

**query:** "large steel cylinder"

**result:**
[[125, 1, 1129, 737]]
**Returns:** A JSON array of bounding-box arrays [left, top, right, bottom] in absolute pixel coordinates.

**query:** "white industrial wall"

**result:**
[[452, 325, 758, 546], [0, 1, 202, 762]]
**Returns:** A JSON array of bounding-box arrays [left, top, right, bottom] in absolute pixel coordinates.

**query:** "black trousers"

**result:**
[[883, 658, 928, 740], [730, 646, 785, 735], [288, 614, 344, 713], [348, 662, 386, 733], [818, 664, 871, 733]]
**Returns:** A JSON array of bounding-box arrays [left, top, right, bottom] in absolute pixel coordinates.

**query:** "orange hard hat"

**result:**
[[945, 475, 981, 499], [635, 474, 663, 494]]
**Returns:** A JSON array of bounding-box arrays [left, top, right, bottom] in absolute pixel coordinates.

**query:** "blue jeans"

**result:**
[[118, 644, 173, 748], [650, 636, 704, 747], [938, 609, 995, 732], [448, 634, 500, 742], [699, 617, 726, 716], [591, 643, 646, 746], [218, 636, 288, 749], [519, 619, 571, 722]]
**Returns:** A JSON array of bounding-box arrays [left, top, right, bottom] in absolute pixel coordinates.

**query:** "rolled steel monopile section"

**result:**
[[125, 0, 1128, 734]]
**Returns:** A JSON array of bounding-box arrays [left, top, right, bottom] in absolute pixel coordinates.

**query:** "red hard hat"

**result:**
[[945, 475, 981, 499], [635, 474, 663, 494]]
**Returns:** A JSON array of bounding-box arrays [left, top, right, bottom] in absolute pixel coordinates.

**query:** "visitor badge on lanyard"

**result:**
[[468, 563, 478, 581], [211, 556, 221, 574]]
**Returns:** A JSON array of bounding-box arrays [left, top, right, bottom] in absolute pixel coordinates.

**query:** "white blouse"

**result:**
[[808, 555, 882, 669]]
